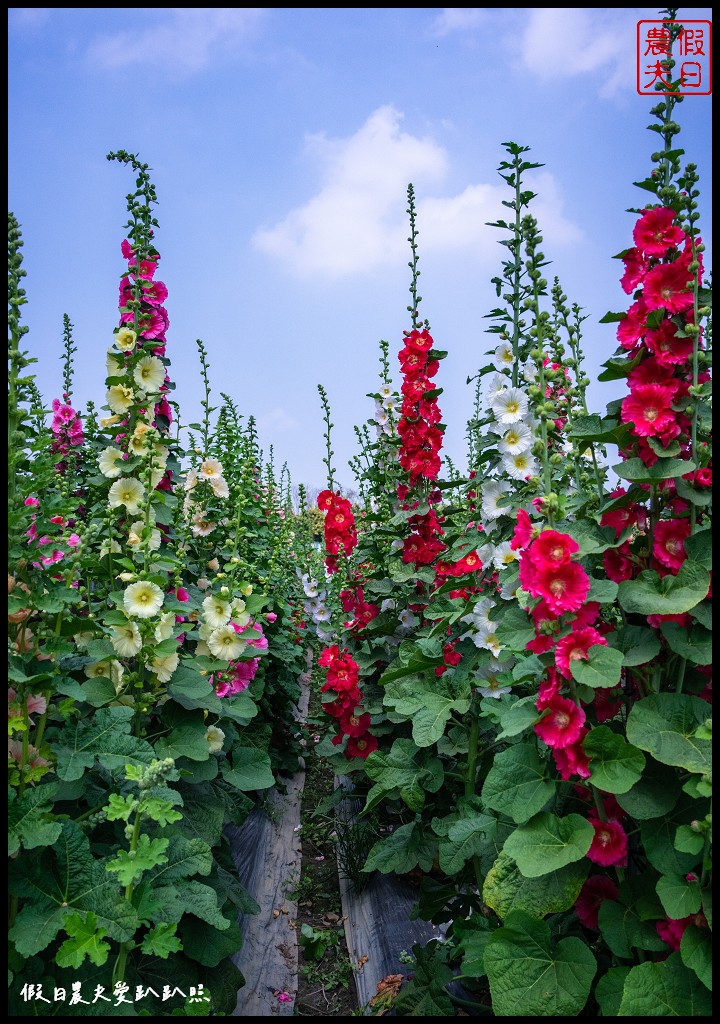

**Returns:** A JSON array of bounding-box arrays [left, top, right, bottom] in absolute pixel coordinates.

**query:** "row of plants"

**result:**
[[309, 20, 712, 1017], [8, 153, 318, 1015]]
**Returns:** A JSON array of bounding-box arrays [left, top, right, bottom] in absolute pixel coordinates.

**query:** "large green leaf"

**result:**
[[483, 850, 589, 921], [680, 925, 712, 991], [503, 813, 594, 877], [221, 748, 274, 791], [639, 795, 704, 876], [481, 744, 555, 824], [606, 624, 661, 667], [55, 911, 111, 968], [595, 967, 632, 1017], [363, 738, 444, 813], [656, 873, 702, 919], [660, 622, 712, 665], [617, 952, 712, 1015], [412, 693, 470, 747], [173, 879, 232, 931], [484, 909, 596, 1016], [148, 835, 214, 883], [584, 726, 645, 794], [570, 645, 624, 688], [8, 783, 61, 855], [180, 918, 242, 968], [493, 694, 541, 740], [494, 603, 536, 650], [438, 813, 496, 875], [617, 561, 710, 616], [626, 694, 712, 773], [616, 762, 681, 820], [52, 706, 155, 781], [363, 822, 437, 875], [614, 457, 697, 483]]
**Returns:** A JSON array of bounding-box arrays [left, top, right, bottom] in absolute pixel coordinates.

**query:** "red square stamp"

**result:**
[[637, 19, 712, 95]]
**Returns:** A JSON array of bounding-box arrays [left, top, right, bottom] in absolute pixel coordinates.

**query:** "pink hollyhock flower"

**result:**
[[555, 627, 608, 679], [617, 297, 649, 350], [620, 247, 649, 294], [229, 659, 258, 691], [534, 695, 586, 749], [142, 279, 169, 306], [24, 496, 39, 507], [586, 818, 628, 867], [568, 602, 601, 629], [620, 383, 678, 437], [528, 530, 580, 570], [175, 587, 190, 602], [66, 534, 81, 548], [643, 261, 695, 313], [627, 355, 676, 389], [266, 612, 277, 623], [655, 913, 708, 951], [653, 518, 690, 572], [510, 508, 534, 550], [121, 239, 135, 260], [530, 561, 591, 616], [26, 693, 47, 716], [137, 259, 157, 279], [644, 320, 695, 366], [575, 875, 619, 930], [633, 207, 686, 256], [552, 729, 591, 780]]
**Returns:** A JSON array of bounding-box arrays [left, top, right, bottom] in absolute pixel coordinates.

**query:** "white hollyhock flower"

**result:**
[[208, 625, 246, 661], [502, 450, 538, 481], [485, 371, 511, 403], [128, 521, 161, 552], [210, 476, 229, 499], [492, 541, 518, 572], [490, 387, 529, 425], [106, 385, 134, 415], [108, 477, 145, 515], [111, 620, 142, 657], [498, 422, 533, 456], [133, 355, 166, 394], [206, 725, 225, 754], [202, 595, 232, 629], [84, 661, 111, 679], [476, 658, 513, 699], [481, 480, 512, 520], [198, 458, 223, 481], [493, 342, 515, 370], [184, 469, 199, 492], [98, 447, 125, 479], [152, 652, 179, 683], [472, 626, 504, 658], [154, 612, 176, 643], [123, 580, 164, 619]]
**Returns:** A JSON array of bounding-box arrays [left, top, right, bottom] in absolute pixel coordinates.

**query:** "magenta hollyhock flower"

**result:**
[[142, 279, 169, 306], [528, 530, 580, 570], [575, 875, 619, 930], [620, 247, 649, 294], [24, 496, 39, 507], [603, 544, 635, 583], [620, 383, 678, 437], [627, 355, 676, 389], [510, 508, 534, 551], [175, 587, 190, 602], [645, 320, 695, 366], [653, 518, 691, 572], [555, 627, 608, 679], [643, 261, 695, 313], [633, 207, 686, 256], [586, 818, 628, 867], [67, 534, 81, 548], [656, 915, 695, 952], [552, 730, 591, 781], [534, 695, 586, 749], [531, 561, 591, 616], [617, 297, 649, 350]]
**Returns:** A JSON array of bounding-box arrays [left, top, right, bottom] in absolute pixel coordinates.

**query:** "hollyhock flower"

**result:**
[[471, 626, 503, 658], [346, 732, 379, 759], [490, 387, 530, 425], [620, 383, 678, 437], [143, 278, 169, 306], [198, 458, 223, 481], [208, 624, 247, 661], [108, 477, 145, 515], [555, 627, 608, 679], [492, 542, 518, 572], [190, 511, 216, 537], [586, 817, 628, 867], [317, 490, 336, 511], [529, 530, 579, 569], [498, 421, 533, 456], [535, 694, 586, 748], [111, 621, 143, 657], [510, 508, 535, 552], [481, 479, 512, 520], [575, 875, 620, 930], [653, 518, 690, 572], [552, 728, 591, 780], [340, 710, 372, 737], [114, 326, 137, 352], [502, 450, 538, 481], [133, 355, 166, 394], [616, 297, 649, 350], [128, 521, 161, 552], [152, 652, 179, 683], [476, 658, 512, 699], [205, 725, 225, 753], [403, 327, 434, 353], [124, 580, 164, 619], [633, 206, 686, 255], [107, 384, 135, 415], [643, 260, 695, 313], [644, 320, 695, 366], [494, 342, 515, 370], [620, 247, 649, 294], [529, 561, 590, 616], [202, 595, 232, 628]]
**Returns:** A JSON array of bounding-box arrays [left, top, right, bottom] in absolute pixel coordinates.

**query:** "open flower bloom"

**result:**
[[123, 579, 164, 619], [202, 595, 232, 629], [586, 817, 628, 867], [114, 326, 137, 352], [133, 355, 166, 393], [108, 477, 145, 515], [98, 446, 125, 479], [534, 694, 586, 749], [206, 725, 225, 753], [208, 624, 247, 661], [111, 620, 142, 657], [128, 520, 161, 552], [152, 652, 179, 683], [106, 384, 135, 415]]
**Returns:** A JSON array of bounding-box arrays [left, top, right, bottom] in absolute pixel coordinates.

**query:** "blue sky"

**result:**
[[8, 8, 713, 494]]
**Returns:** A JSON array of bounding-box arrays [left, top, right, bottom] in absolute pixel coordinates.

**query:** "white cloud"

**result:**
[[256, 407, 299, 434], [430, 8, 489, 37], [85, 8, 265, 74], [516, 8, 640, 98], [253, 106, 582, 278], [8, 8, 52, 31]]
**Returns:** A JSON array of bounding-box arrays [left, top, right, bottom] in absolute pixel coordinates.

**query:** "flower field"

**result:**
[[8, 27, 711, 1019]]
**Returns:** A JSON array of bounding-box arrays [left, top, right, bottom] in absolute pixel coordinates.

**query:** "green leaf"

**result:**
[[656, 874, 702, 919], [483, 850, 589, 921], [149, 835, 214, 884], [639, 796, 705, 876], [181, 917, 242, 968], [618, 561, 709, 616], [221, 748, 274, 791], [616, 762, 681, 820], [156, 723, 212, 763], [626, 693, 712, 773], [55, 912, 111, 969], [412, 693, 470, 747], [584, 726, 645, 794], [8, 783, 61, 855], [503, 813, 594, 877], [660, 622, 712, 665], [106, 835, 170, 887], [363, 822, 437, 875], [595, 967, 632, 1017], [597, 877, 666, 958], [481, 744, 555, 824], [680, 925, 712, 990], [52, 706, 155, 781], [494, 603, 536, 651], [586, 577, 620, 604], [438, 813, 496, 874], [614, 457, 696, 483], [364, 738, 443, 812], [140, 922, 183, 959], [606, 624, 661, 667], [484, 910, 596, 1016], [173, 879, 232, 930], [493, 694, 541, 740], [570, 644, 624, 688], [617, 952, 712, 1015]]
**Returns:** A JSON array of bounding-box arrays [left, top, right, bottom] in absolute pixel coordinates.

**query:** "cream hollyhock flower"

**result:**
[[98, 414, 121, 429], [84, 661, 112, 679], [114, 327, 137, 352], [123, 580, 164, 619], [107, 384, 135, 415], [152, 652, 179, 683], [210, 476, 229, 499], [208, 625, 247, 661], [198, 621, 214, 642], [111, 620, 142, 657], [202, 595, 232, 629], [198, 458, 223, 481], [73, 631, 95, 650], [106, 350, 125, 377], [110, 660, 126, 695], [195, 640, 211, 657], [128, 433, 150, 457], [205, 725, 225, 754], [100, 538, 122, 557], [133, 355, 166, 394], [231, 598, 246, 617], [233, 610, 251, 628], [108, 477, 145, 515], [98, 447, 125, 479], [150, 449, 169, 488], [184, 469, 199, 492], [191, 512, 216, 537], [128, 520, 162, 552], [154, 612, 176, 643]]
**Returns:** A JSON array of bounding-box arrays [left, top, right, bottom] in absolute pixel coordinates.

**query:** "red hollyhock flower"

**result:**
[[586, 818, 628, 867], [620, 247, 649, 294], [633, 206, 687, 256], [339, 710, 372, 737], [645, 320, 695, 366], [510, 508, 534, 551], [552, 728, 591, 780], [403, 328, 434, 353], [317, 489, 335, 511], [528, 530, 580, 570], [593, 687, 622, 723], [627, 355, 676, 389], [554, 627, 608, 679], [575, 875, 619, 930], [346, 732, 379, 759], [653, 518, 690, 572], [531, 561, 591, 616], [534, 695, 586, 749], [620, 383, 678, 437], [318, 645, 340, 668], [617, 297, 649, 350], [536, 667, 562, 709], [643, 261, 695, 314]]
